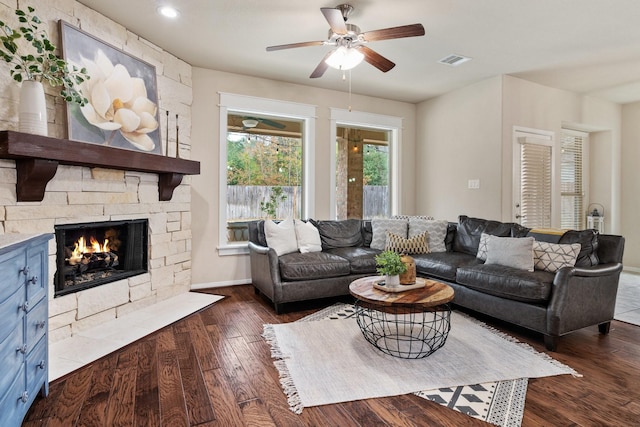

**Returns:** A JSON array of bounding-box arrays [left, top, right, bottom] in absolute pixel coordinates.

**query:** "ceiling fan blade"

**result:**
[[362, 23, 425, 42], [321, 7, 348, 35], [359, 46, 396, 72], [266, 41, 325, 52], [259, 118, 286, 129], [310, 51, 334, 78]]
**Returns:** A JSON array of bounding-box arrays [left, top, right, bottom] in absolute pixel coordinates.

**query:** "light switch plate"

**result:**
[[468, 179, 480, 189]]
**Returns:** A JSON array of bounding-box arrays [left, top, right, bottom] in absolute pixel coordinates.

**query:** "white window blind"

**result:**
[[520, 142, 552, 228], [560, 132, 585, 229]]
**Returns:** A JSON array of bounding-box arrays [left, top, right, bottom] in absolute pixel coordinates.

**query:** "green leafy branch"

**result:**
[[260, 186, 287, 218], [0, 6, 90, 105]]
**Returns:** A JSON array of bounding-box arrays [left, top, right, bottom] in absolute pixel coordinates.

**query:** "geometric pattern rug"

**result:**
[[300, 303, 528, 427]]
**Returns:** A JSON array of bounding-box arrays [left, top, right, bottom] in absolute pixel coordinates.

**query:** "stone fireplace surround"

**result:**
[[0, 140, 198, 343]]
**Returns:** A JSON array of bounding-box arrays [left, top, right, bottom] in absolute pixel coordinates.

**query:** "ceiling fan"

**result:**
[[266, 4, 425, 78]]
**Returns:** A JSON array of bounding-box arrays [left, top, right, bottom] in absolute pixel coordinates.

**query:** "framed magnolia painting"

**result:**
[[59, 21, 162, 154]]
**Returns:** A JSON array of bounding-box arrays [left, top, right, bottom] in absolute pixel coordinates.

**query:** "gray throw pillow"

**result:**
[[370, 218, 408, 250], [408, 218, 448, 253], [484, 235, 535, 272]]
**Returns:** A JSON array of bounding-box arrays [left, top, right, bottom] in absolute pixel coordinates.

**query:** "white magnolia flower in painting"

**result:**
[[78, 50, 158, 151]]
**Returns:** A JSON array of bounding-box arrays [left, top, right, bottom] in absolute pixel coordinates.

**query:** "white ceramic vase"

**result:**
[[385, 274, 400, 287], [18, 80, 48, 136]]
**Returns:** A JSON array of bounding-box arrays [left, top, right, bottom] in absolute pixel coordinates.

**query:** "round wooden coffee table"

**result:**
[[349, 276, 454, 359]]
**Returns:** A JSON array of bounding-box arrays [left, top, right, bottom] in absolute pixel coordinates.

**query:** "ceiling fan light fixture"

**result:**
[[242, 119, 260, 128], [325, 46, 364, 70]]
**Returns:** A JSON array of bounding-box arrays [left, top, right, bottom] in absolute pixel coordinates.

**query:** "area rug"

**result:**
[[263, 303, 580, 426]]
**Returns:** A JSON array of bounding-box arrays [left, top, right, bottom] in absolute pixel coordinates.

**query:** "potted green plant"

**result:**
[[0, 6, 90, 135], [375, 250, 407, 287]]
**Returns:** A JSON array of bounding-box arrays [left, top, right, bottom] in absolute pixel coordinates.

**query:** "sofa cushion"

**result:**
[[278, 252, 351, 281], [370, 218, 408, 250], [453, 216, 530, 256], [456, 264, 555, 303], [413, 251, 479, 282], [558, 229, 599, 267], [386, 231, 430, 254], [484, 235, 535, 272], [294, 220, 322, 253], [310, 219, 363, 249], [264, 218, 298, 256], [408, 218, 448, 253], [326, 247, 381, 274]]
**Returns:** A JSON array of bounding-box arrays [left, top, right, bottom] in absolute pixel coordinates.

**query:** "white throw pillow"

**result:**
[[408, 218, 448, 253], [264, 218, 298, 256], [370, 218, 408, 250], [294, 220, 322, 253], [484, 235, 535, 272]]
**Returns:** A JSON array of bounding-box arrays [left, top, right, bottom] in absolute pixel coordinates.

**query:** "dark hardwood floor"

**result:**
[[24, 285, 640, 426]]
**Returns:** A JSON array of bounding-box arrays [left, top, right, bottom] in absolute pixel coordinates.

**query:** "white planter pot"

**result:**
[[385, 274, 400, 287], [19, 80, 48, 136]]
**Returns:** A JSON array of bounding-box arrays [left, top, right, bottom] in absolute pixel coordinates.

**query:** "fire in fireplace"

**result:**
[[54, 219, 148, 297]]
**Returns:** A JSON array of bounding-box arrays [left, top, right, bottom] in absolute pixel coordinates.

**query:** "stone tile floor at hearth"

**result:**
[[49, 292, 223, 382]]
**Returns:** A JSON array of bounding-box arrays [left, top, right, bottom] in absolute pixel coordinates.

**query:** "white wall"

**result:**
[[415, 76, 503, 222], [621, 102, 640, 270], [415, 75, 631, 267], [190, 68, 417, 287]]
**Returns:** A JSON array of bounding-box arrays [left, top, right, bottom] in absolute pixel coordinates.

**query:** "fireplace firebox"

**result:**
[[54, 219, 148, 297]]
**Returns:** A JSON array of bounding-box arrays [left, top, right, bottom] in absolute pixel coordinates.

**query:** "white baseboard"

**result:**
[[623, 266, 640, 274], [191, 278, 251, 290]]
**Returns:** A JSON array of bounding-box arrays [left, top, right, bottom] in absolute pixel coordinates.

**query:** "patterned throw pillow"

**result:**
[[385, 231, 430, 254], [408, 218, 448, 253], [477, 232, 490, 261], [533, 241, 581, 273], [370, 218, 408, 250]]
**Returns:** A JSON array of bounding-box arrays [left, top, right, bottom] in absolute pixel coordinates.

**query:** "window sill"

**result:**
[[218, 243, 250, 256]]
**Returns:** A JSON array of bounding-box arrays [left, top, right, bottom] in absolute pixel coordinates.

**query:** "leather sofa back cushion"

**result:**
[[453, 216, 530, 256], [558, 229, 599, 267], [310, 219, 364, 249]]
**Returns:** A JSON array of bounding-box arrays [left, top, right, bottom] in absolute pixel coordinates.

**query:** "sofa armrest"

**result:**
[[248, 241, 282, 301], [546, 262, 623, 335]]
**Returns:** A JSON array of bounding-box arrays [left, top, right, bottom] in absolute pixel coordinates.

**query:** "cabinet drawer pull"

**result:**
[[16, 344, 27, 354], [20, 391, 29, 403], [38, 360, 46, 370], [20, 302, 30, 312], [36, 320, 46, 329], [28, 275, 38, 284], [20, 266, 30, 276]]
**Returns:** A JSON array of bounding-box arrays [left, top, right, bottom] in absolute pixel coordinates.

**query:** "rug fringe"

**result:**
[[458, 312, 583, 378], [263, 324, 304, 414]]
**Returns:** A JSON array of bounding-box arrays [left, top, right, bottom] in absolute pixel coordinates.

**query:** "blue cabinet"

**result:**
[[0, 234, 52, 427]]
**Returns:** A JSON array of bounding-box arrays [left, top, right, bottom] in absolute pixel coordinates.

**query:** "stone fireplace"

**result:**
[[0, 131, 200, 344], [54, 219, 148, 297]]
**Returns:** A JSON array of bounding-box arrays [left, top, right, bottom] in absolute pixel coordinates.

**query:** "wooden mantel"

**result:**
[[0, 130, 200, 202]]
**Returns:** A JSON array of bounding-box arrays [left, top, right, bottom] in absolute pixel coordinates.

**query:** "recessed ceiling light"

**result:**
[[157, 6, 180, 19]]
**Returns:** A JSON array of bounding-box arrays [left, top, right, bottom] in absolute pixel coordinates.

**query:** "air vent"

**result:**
[[438, 54, 472, 67]]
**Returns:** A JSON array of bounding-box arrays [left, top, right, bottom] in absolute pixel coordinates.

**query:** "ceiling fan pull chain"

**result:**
[[348, 69, 353, 112]]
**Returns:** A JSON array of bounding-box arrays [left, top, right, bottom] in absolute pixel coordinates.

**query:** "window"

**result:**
[[560, 130, 587, 229], [335, 126, 390, 219], [517, 136, 553, 228], [330, 109, 402, 220], [218, 93, 316, 255]]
